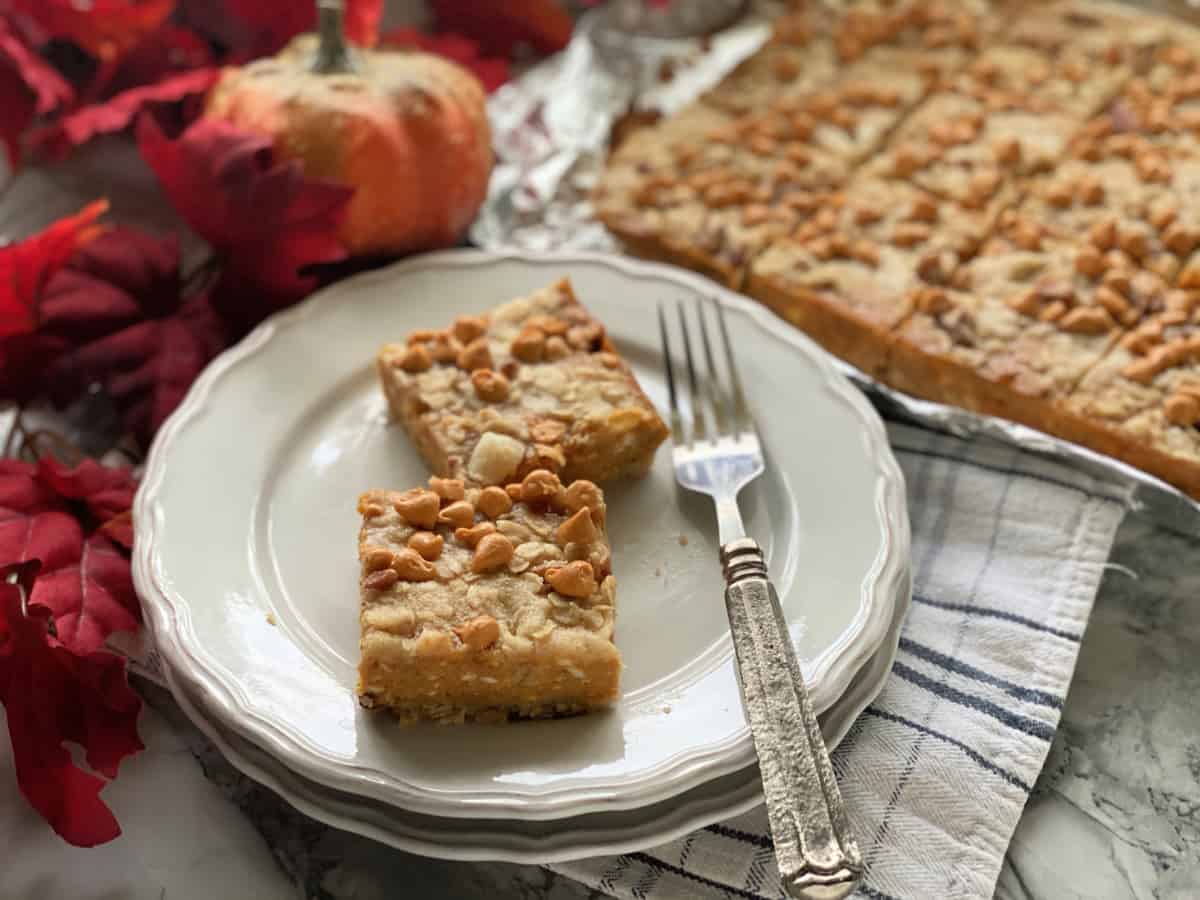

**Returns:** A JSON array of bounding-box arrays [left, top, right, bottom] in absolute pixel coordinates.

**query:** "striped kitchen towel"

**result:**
[[550, 420, 1127, 900]]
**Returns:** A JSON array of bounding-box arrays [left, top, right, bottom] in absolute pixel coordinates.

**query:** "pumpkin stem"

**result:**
[[311, 0, 356, 75]]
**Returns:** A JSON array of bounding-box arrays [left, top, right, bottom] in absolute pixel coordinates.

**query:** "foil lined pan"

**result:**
[[470, 2, 1200, 534]]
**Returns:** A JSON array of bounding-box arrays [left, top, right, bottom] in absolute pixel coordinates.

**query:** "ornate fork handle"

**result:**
[[721, 539, 863, 900]]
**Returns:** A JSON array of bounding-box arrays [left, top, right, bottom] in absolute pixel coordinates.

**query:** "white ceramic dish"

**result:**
[[135, 250, 910, 821], [162, 571, 909, 863]]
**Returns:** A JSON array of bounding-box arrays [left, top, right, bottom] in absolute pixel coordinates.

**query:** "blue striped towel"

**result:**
[[549, 420, 1126, 900]]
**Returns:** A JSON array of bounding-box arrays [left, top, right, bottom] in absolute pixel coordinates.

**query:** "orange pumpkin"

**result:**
[[204, 1, 493, 257]]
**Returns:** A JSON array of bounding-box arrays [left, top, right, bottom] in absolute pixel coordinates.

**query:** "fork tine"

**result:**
[[657, 303, 686, 444], [676, 301, 707, 442], [696, 303, 730, 437], [713, 298, 752, 436]]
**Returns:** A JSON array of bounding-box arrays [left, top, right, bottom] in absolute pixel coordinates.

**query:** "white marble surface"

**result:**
[[3, 515, 1194, 899]]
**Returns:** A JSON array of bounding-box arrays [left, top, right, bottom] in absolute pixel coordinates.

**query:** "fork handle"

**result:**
[[721, 538, 863, 900]]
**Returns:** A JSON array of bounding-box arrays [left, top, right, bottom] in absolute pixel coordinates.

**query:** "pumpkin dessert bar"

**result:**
[[377, 279, 667, 486], [744, 177, 994, 376], [356, 471, 619, 724], [1058, 296, 1200, 496]]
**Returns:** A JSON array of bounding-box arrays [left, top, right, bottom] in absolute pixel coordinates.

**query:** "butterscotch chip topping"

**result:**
[[429, 477, 465, 502], [407, 532, 444, 561], [471, 369, 511, 402], [476, 486, 513, 519], [393, 489, 440, 529]]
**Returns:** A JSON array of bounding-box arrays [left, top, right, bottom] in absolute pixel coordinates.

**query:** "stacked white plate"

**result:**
[[134, 251, 911, 862]]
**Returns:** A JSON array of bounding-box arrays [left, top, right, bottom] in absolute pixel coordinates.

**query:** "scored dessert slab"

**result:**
[[135, 250, 909, 821]]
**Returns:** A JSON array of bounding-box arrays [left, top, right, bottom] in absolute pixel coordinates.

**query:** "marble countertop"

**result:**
[[2, 513, 1195, 900]]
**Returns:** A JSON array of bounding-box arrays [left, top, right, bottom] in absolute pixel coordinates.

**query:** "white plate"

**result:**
[[162, 571, 909, 863], [135, 250, 909, 821]]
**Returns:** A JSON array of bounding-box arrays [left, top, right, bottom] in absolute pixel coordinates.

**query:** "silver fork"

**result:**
[[658, 299, 863, 900]]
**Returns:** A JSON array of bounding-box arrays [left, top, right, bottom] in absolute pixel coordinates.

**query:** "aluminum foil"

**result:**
[[471, 3, 1200, 535]]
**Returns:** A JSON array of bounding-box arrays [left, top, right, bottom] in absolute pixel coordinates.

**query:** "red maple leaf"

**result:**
[[33, 226, 228, 445], [0, 560, 144, 847], [0, 458, 141, 654], [0, 200, 108, 340], [36, 457, 138, 526], [137, 114, 353, 300], [428, 0, 574, 56], [32, 532, 140, 654], [0, 19, 75, 168], [32, 67, 219, 161], [223, 0, 382, 55], [381, 28, 511, 93], [103, 24, 214, 94], [64, 289, 227, 445], [11, 0, 175, 64]]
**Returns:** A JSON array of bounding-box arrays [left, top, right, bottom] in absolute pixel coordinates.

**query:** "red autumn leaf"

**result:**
[[428, 0, 574, 56], [0, 19, 75, 167], [0, 200, 108, 340], [12, 0, 175, 64], [137, 114, 353, 299], [224, 0, 382, 55], [0, 458, 141, 653], [32, 532, 139, 654], [32, 67, 219, 161], [103, 24, 214, 94], [64, 290, 227, 445], [0, 561, 144, 847], [36, 457, 138, 525], [33, 226, 227, 445], [381, 28, 511, 93]]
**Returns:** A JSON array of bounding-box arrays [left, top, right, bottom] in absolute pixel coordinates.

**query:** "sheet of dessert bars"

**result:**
[[472, 0, 1200, 534]]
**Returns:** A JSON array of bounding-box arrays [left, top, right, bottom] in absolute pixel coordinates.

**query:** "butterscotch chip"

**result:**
[[363, 547, 396, 572], [994, 137, 1021, 166], [472, 533, 515, 572], [511, 327, 546, 363], [1166, 392, 1200, 425], [452, 316, 488, 343], [1075, 247, 1104, 278], [455, 616, 501, 651], [407, 532, 444, 561], [1089, 218, 1118, 251], [396, 344, 432, 373], [393, 489, 440, 529], [1077, 176, 1104, 206], [429, 477, 465, 502], [893, 223, 931, 247], [393, 548, 438, 582], [476, 487, 513, 519], [437, 501, 476, 529], [557, 507, 599, 546], [455, 521, 496, 547], [1180, 265, 1200, 290], [521, 469, 563, 505], [471, 369, 511, 402], [1059, 306, 1115, 334], [457, 338, 493, 372], [547, 561, 599, 599], [1039, 300, 1068, 322]]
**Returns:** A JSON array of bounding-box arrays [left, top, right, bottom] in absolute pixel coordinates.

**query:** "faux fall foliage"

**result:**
[[0, 0, 573, 849]]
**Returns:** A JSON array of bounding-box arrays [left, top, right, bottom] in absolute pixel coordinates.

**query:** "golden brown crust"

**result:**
[[377, 279, 667, 486], [356, 472, 621, 724]]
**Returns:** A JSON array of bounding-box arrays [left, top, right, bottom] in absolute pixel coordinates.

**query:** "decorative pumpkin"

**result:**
[[204, 0, 493, 257]]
